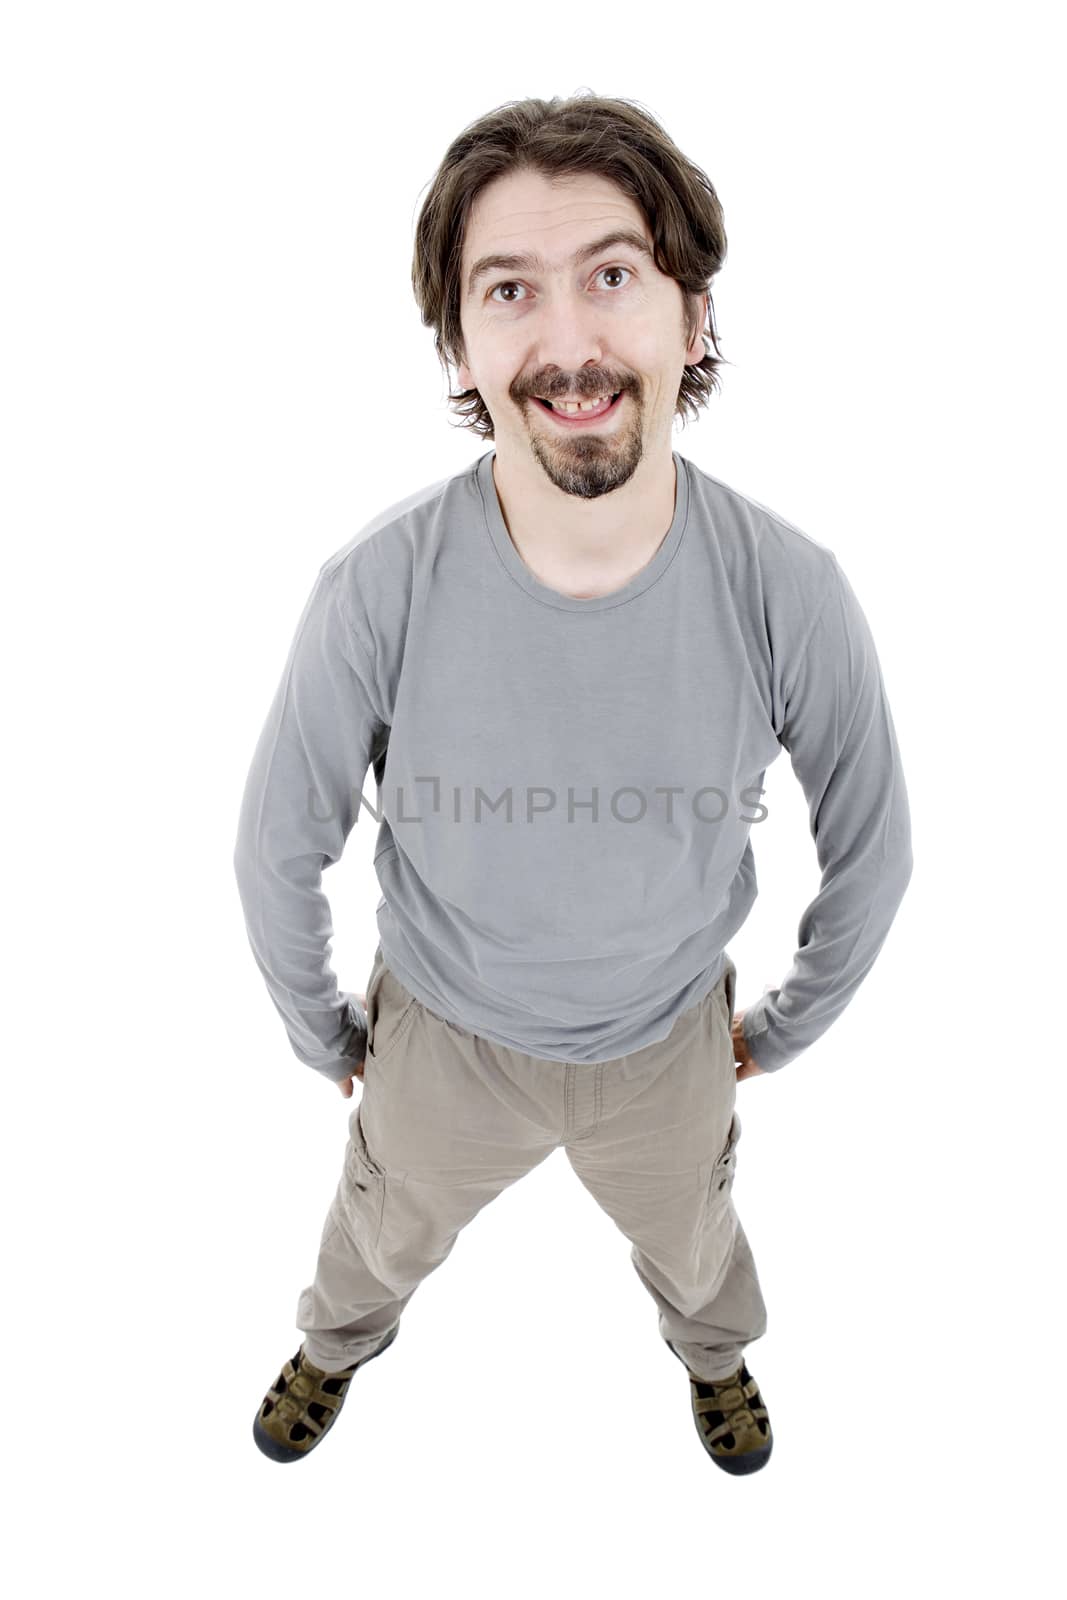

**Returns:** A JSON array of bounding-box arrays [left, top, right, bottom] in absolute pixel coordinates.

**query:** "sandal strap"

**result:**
[[271, 1356, 353, 1429], [690, 1372, 769, 1446]]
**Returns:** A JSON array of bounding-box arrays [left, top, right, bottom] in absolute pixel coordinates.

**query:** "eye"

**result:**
[[487, 264, 634, 303]]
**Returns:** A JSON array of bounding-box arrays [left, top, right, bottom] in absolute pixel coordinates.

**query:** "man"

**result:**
[[236, 94, 913, 1476]]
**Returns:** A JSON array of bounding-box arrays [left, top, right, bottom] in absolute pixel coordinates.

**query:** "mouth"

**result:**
[[531, 390, 625, 427]]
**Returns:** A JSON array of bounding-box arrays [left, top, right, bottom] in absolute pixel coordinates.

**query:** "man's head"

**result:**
[[411, 92, 729, 499]]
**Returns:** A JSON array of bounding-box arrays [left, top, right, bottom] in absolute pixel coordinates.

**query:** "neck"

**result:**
[[491, 448, 678, 599]]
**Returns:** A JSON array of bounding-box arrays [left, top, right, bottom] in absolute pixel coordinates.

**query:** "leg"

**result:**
[[296, 954, 558, 1371], [564, 957, 768, 1381]]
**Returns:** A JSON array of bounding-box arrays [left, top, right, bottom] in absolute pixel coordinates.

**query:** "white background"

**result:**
[[3, 3, 1063, 1597]]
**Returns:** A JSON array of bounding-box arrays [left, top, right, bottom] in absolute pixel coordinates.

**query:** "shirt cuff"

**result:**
[[309, 998, 368, 1083], [741, 997, 794, 1074]]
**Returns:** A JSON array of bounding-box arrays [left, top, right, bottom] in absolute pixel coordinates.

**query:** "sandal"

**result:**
[[253, 1323, 399, 1462], [667, 1339, 773, 1474]]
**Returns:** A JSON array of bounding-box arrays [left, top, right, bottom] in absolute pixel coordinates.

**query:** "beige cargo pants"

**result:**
[[296, 945, 768, 1383]]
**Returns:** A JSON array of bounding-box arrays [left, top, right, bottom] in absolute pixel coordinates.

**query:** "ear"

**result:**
[[684, 292, 710, 365], [455, 332, 475, 392]]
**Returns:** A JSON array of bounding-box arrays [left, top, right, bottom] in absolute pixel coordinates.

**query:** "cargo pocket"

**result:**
[[335, 1109, 386, 1250], [704, 1109, 741, 1216]]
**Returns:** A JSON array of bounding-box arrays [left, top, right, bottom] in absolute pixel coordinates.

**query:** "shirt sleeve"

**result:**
[[740, 554, 914, 1072], [232, 560, 386, 1083]]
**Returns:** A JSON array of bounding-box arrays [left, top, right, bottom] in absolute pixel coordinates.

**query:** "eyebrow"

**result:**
[[466, 228, 655, 299]]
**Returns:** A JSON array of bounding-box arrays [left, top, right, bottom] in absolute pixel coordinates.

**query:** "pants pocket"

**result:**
[[715, 954, 737, 1034], [335, 1107, 386, 1249], [365, 949, 419, 1065], [704, 1108, 741, 1214]]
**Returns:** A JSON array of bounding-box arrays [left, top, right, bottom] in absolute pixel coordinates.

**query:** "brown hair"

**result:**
[[411, 90, 731, 441]]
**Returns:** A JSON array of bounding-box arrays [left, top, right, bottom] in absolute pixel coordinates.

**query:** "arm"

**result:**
[[232, 560, 386, 1083], [741, 555, 914, 1073]]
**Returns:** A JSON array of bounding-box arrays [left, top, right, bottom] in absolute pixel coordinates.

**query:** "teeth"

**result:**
[[544, 393, 616, 413]]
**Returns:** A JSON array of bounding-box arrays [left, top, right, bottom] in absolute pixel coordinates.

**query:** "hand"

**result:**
[[338, 992, 368, 1097], [730, 1010, 766, 1081]]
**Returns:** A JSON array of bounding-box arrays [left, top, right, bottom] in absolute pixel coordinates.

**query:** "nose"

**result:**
[[532, 307, 610, 389]]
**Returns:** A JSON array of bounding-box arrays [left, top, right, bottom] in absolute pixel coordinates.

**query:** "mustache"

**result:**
[[521, 379, 631, 401]]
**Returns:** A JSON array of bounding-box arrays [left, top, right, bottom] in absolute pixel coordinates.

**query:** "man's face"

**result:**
[[456, 168, 706, 501]]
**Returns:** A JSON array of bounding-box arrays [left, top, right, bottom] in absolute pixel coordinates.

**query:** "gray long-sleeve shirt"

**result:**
[[232, 448, 913, 1082]]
